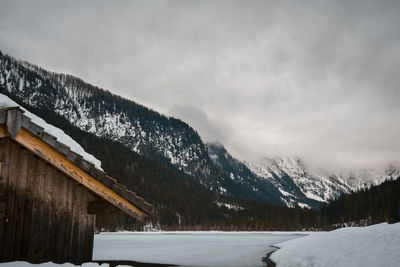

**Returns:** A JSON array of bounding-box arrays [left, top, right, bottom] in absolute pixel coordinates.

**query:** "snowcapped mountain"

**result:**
[[207, 142, 286, 206], [247, 157, 350, 208], [208, 142, 400, 208], [336, 166, 400, 191], [208, 143, 325, 208], [1, 50, 398, 209]]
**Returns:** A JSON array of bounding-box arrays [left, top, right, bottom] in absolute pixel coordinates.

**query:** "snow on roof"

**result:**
[[0, 93, 102, 170]]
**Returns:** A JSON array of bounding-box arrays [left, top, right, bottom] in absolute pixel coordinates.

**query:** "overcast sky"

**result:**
[[1, 0, 400, 170]]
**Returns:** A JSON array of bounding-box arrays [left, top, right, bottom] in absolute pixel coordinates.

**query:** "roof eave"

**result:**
[[0, 107, 152, 219]]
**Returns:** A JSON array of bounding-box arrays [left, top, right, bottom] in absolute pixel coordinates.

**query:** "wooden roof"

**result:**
[[0, 107, 152, 220]]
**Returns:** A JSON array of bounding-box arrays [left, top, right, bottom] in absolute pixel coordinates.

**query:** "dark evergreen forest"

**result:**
[[319, 178, 400, 228], [4, 94, 400, 231]]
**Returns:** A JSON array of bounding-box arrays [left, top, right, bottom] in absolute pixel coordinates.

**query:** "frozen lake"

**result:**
[[93, 232, 304, 267]]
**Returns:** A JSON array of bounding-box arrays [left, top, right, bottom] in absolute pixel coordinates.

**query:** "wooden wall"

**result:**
[[0, 139, 96, 264]]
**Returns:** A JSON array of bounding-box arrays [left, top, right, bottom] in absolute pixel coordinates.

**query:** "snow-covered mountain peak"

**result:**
[[2, 51, 399, 210], [257, 156, 307, 177], [208, 141, 400, 208], [333, 163, 400, 191]]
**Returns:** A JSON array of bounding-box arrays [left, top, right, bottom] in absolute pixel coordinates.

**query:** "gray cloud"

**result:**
[[1, 0, 400, 169], [168, 105, 231, 144]]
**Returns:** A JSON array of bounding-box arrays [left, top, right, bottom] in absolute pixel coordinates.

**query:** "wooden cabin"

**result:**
[[0, 106, 152, 264]]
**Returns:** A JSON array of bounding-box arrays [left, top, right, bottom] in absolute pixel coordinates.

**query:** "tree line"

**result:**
[[5, 95, 400, 231]]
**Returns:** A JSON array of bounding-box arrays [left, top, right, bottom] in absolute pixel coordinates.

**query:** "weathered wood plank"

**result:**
[[53, 173, 63, 262], [55, 173, 68, 263], [70, 183, 80, 263], [83, 192, 96, 262], [0, 110, 6, 124], [51, 177, 59, 262], [2, 142, 20, 261], [77, 186, 87, 264], [42, 165, 54, 262], [0, 141, 10, 258], [83, 214, 95, 262], [78, 188, 95, 264], [20, 114, 31, 130], [66, 151, 83, 167], [13, 148, 29, 260], [30, 159, 45, 263], [6, 109, 22, 139], [55, 142, 70, 157], [76, 186, 84, 263], [38, 162, 50, 263], [63, 178, 74, 262], [0, 142, 10, 196], [49, 171, 61, 263], [79, 159, 95, 174], [24, 121, 44, 139], [8, 143, 21, 260], [41, 132, 57, 148], [21, 152, 36, 260]]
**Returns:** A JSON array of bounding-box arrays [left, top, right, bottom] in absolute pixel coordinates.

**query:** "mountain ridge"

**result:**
[[0, 51, 254, 201], [1, 50, 398, 210], [209, 142, 400, 208]]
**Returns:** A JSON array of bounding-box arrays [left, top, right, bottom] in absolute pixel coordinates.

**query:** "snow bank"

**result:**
[[271, 223, 400, 267], [0, 262, 109, 267], [0, 94, 102, 170]]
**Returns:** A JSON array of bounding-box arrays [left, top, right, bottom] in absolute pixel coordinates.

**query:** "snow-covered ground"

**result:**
[[2, 224, 398, 267], [93, 232, 303, 267], [271, 222, 400, 267], [0, 263, 108, 267]]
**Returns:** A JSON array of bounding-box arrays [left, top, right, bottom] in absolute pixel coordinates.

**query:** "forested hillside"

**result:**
[[10, 97, 399, 231], [20, 101, 318, 231], [319, 178, 400, 228]]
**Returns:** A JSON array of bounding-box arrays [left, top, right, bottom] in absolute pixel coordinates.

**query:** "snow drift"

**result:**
[[271, 222, 400, 267]]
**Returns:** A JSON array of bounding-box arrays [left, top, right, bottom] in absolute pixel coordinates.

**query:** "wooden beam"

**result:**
[[0, 125, 146, 220], [6, 108, 22, 140]]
